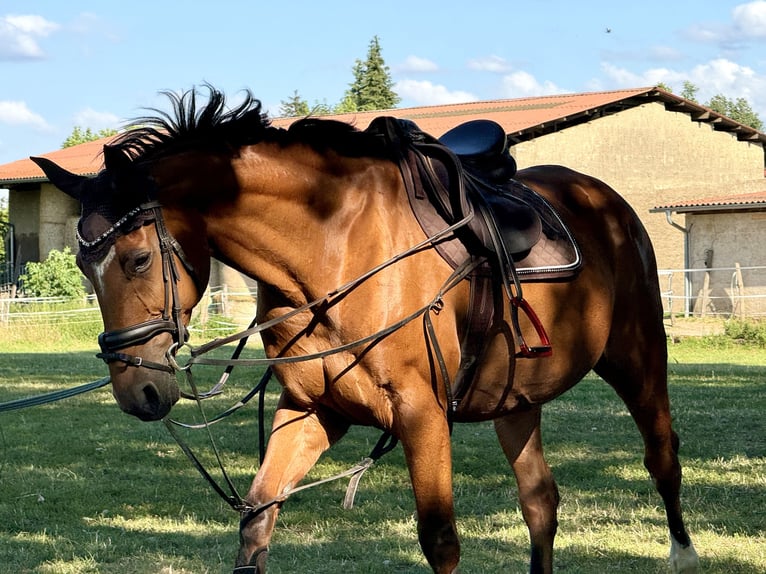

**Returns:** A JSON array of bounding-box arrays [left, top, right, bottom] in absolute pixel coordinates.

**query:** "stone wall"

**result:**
[[9, 187, 41, 264], [685, 210, 766, 317]]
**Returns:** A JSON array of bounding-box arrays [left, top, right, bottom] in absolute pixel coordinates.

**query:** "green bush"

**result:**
[[723, 319, 766, 347], [19, 247, 86, 298]]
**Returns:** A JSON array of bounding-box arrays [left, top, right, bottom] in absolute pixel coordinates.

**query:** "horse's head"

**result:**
[[31, 147, 210, 421]]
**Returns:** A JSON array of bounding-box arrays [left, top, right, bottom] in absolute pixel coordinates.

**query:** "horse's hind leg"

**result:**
[[594, 348, 699, 573], [235, 394, 349, 573], [494, 406, 559, 574]]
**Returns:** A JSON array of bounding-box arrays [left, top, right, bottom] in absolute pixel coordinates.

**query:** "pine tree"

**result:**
[[280, 90, 311, 117], [343, 36, 400, 112]]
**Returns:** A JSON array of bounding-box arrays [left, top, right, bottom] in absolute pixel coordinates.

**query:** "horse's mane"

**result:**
[[111, 84, 389, 163], [111, 85, 272, 161]]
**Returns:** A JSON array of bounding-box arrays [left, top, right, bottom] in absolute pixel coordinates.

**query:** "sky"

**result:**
[[1, 0, 766, 170]]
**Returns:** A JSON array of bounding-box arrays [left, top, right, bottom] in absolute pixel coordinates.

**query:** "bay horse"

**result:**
[[32, 86, 699, 573]]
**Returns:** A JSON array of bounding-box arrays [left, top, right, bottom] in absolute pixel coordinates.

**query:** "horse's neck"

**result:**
[[205, 144, 412, 305]]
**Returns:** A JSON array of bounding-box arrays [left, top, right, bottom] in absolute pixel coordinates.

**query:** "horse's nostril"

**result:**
[[142, 382, 160, 407]]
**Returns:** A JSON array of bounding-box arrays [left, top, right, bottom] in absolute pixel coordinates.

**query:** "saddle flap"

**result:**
[[483, 194, 542, 256]]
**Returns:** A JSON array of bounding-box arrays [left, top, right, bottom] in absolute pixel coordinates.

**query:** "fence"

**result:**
[[0, 262, 24, 296], [0, 287, 258, 335], [2, 269, 766, 333], [659, 265, 766, 320]]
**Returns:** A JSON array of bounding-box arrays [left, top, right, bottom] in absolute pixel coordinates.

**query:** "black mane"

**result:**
[[111, 84, 273, 162], [110, 84, 390, 164]]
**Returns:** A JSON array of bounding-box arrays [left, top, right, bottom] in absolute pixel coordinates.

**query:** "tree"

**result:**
[[279, 90, 311, 117], [680, 81, 699, 102], [672, 81, 762, 130], [20, 247, 85, 298], [656, 82, 673, 93], [342, 36, 400, 112], [62, 126, 118, 148], [707, 94, 763, 131]]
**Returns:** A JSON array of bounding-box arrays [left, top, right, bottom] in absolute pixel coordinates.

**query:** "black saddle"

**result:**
[[439, 119, 518, 184], [372, 117, 541, 262]]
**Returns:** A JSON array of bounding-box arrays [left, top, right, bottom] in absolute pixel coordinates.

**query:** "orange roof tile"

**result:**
[[652, 190, 766, 213], [2, 86, 764, 185], [0, 134, 117, 184]]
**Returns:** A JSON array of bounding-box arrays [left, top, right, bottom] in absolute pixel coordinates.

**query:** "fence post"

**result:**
[[734, 263, 745, 319]]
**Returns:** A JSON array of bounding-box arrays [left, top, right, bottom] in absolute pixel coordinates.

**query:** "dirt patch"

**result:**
[[664, 316, 726, 339]]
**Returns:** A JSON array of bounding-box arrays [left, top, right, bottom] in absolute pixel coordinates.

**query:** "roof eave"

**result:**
[[650, 202, 766, 214]]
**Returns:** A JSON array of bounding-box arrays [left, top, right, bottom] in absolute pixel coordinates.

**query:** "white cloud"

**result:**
[[601, 58, 766, 119], [398, 55, 438, 73], [600, 62, 673, 87], [395, 79, 476, 105], [72, 108, 122, 131], [733, 1, 766, 38], [500, 71, 566, 97], [468, 55, 512, 73], [684, 2, 766, 45], [0, 14, 59, 60], [0, 100, 51, 130]]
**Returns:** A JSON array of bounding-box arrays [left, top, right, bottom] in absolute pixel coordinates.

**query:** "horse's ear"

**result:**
[[103, 144, 132, 174], [30, 156, 87, 201]]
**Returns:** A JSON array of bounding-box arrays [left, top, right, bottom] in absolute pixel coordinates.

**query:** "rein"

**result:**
[[92, 200, 480, 518], [164, 221, 482, 518], [0, 376, 110, 413]]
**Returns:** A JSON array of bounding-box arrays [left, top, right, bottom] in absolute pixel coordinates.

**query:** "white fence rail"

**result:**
[[659, 265, 766, 319], [3, 268, 766, 329], [0, 287, 258, 333]]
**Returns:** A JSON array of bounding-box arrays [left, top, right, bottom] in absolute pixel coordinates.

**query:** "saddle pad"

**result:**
[[407, 176, 582, 283]]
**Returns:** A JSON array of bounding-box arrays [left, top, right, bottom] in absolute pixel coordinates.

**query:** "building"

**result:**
[[652, 191, 766, 317], [1, 86, 764, 311]]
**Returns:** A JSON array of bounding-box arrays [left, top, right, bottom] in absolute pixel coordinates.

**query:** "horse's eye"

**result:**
[[129, 251, 152, 274]]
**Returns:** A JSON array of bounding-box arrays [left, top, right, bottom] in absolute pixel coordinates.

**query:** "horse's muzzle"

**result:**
[[111, 368, 180, 421]]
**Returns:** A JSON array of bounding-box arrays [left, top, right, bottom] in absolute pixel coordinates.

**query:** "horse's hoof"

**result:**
[[234, 547, 268, 573], [669, 538, 699, 573]]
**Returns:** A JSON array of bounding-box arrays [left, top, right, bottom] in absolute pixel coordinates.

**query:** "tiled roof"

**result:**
[[0, 134, 118, 184], [2, 86, 764, 185], [651, 190, 766, 213], [269, 87, 657, 137]]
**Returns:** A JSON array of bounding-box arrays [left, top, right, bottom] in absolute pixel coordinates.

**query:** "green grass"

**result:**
[[0, 333, 764, 573]]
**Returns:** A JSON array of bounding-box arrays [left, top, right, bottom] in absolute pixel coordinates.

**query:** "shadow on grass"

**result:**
[[1, 349, 764, 572]]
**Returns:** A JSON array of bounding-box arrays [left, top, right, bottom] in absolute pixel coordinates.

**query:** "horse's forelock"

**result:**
[[74, 169, 157, 263]]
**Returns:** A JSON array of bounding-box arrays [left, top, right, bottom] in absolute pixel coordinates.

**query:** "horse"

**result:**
[[32, 86, 699, 574]]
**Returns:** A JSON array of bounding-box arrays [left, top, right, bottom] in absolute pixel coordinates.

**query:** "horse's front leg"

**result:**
[[396, 394, 460, 573], [235, 392, 349, 572]]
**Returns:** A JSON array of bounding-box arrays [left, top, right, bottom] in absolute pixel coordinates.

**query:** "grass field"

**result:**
[[0, 332, 764, 573]]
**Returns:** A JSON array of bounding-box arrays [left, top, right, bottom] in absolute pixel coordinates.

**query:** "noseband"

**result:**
[[86, 201, 200, 374]]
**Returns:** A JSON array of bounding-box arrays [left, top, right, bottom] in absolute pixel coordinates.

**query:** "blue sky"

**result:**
[[1, 0, 766, 169]]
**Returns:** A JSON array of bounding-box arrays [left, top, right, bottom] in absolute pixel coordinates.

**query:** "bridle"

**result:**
[[83, 201, 202, 374]]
